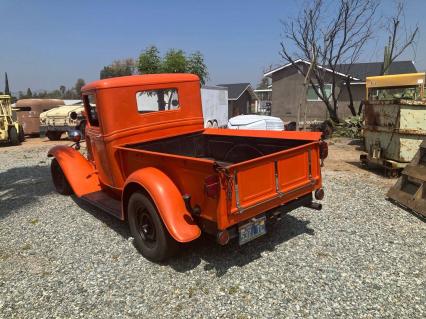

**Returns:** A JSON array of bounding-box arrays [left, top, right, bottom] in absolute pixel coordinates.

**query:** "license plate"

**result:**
[[238, 216, 267, 245]]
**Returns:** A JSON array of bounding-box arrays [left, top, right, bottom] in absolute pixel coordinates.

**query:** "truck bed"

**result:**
[[127, 131, 311, 166], [116, 129, 322, 230]]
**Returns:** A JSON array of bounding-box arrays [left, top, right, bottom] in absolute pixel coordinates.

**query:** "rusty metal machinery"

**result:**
[[360, 73, 426, 176], [387, 140, 426, 218]]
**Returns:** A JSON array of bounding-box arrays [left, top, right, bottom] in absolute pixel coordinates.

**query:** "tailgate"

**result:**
[[226, 141, 320, 215]]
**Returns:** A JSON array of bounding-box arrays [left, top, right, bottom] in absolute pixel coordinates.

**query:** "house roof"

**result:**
[[264, 59, 417, 81], [217, 83, 258, 100], [335, 61, 417, 81], [263, 59, 359, 79]]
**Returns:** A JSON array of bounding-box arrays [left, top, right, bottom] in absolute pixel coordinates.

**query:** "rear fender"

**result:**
[[123, 167, 201, 243], [48, 145, 101, 197]]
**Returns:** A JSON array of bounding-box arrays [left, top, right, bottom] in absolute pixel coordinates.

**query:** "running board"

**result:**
[[80, 191, 122, 219]]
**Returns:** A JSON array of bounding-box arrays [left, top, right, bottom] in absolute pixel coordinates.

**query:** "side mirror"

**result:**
[[68, 130, 82, 143]]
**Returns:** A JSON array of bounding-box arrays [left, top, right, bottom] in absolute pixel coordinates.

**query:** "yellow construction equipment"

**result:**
[[365, 72, 425, 100], [0, 95, 24, 145], [361, 73, 426, 176]]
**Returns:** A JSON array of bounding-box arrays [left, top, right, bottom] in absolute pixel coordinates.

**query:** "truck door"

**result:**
[[83, 94, 115, 187]]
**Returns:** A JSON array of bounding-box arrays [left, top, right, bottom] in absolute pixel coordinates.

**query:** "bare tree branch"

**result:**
[[382, 2, 419, 75], [279, 0, 378, 122]]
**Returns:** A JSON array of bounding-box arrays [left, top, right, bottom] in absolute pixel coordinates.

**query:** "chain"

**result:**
[[214, 163, 233, 201]]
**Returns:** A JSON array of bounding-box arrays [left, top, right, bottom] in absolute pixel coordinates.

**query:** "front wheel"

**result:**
[[127, 192, 178, 262], [46, 131, 63, 141], [50, 158, 73, 195], [8, 127, 20, 145]]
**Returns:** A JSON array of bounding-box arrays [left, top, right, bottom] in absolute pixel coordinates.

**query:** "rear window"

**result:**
[[136, 88, 180, 113]]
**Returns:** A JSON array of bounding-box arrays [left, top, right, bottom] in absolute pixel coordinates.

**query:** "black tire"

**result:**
[[46, 131, 63, 141], [50, 158, 73, 195], [18, 124, 25, 142], [128, 192, 178, 262], [8, 127, 20, 145]]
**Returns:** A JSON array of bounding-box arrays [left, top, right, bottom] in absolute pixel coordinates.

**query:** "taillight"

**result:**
[[315, 188, 325, 200], [217, 230, 230, 245], [204, 174, 220, 198], [319, 141, 328, 160]]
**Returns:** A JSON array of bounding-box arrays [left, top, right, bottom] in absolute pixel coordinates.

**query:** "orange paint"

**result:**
[[48, 74, 324, 243]]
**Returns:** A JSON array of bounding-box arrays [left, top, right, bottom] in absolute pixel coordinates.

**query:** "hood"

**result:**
[[40, 105, 84, 118]]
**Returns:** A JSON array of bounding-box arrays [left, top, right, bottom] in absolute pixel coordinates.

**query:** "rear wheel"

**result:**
[[8, 127, 20, 145], [50, 158, 73, 195], [46, 131, 63, 141], [127, 192, 178, 262]]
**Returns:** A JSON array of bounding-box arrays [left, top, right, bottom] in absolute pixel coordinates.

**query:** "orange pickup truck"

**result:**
[[48, 74, 327, 261]]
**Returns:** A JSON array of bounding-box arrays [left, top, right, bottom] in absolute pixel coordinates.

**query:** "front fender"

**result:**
[[48, 145, 101, 197], [124, 167, 201, 243]]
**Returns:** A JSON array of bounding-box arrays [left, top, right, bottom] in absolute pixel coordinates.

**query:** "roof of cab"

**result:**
[[82, 74, 200, 92]]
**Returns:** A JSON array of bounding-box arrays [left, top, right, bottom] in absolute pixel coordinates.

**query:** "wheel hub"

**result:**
[[137, 210, 156, 242]]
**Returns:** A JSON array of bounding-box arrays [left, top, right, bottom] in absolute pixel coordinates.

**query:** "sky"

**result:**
[[1, 0, 425, 93]]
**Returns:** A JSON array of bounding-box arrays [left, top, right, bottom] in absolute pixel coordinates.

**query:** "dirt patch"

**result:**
[[323, 137, 396, 188], [0, 136, 69, 151]]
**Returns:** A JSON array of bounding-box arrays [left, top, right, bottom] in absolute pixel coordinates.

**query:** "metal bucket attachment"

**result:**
[[387, 140, 426, 217]]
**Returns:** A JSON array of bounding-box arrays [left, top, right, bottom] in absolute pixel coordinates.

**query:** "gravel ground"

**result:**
[[0, 141, 425, 318]]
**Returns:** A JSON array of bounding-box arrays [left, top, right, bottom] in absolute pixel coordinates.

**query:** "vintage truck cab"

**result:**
[[48, 74, 326, 261]]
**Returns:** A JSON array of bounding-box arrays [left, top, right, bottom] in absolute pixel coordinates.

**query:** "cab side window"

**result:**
[[136, 88, 179, 113], [83, 94, 98, 126]]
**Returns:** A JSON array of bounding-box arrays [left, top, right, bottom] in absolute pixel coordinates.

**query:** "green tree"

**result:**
[[137, 46, 162, 74], [162, 49, 187, 73], [74, 78, 86, 97], [100, 58, 135, 79], [137, 46, 209, 84], [26, 88, 32, 98], [187, 51, 208, 85]]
